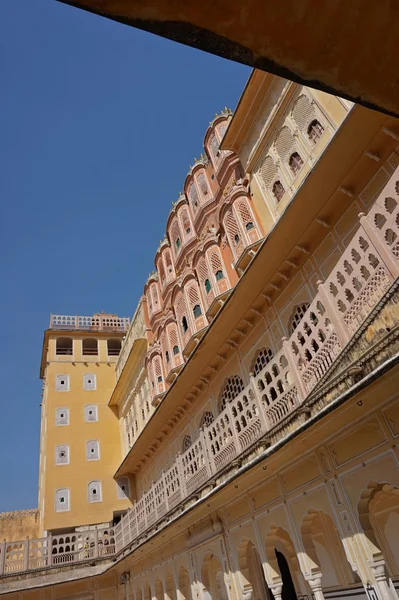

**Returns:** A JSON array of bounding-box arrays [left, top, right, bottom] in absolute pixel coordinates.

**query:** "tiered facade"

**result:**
[[1, 73, 399, 600]]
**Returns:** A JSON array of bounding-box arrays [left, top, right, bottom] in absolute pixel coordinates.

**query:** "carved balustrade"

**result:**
[[0, 527, 116, 575], [50, 314, 130, 333], [2, 170, 399, 578], [253, 346, 302, 426]]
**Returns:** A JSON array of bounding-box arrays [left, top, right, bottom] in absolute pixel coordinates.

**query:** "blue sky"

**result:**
[[0, 0, 249, 511]]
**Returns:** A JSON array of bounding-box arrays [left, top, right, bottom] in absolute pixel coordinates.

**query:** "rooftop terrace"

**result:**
[[49, 313, 130, 333]]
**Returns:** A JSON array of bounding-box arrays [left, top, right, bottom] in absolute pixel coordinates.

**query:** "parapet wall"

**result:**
[[0, 509, 39, 542]]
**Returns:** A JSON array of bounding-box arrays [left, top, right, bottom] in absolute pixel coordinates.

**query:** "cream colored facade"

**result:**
[[1, 72, 399, 600]]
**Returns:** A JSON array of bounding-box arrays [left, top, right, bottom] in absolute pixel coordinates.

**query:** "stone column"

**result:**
[[23, 538, 29, 571], [368, 558, 397, 600], [315, 280, 350, 347], [281, 337, 307, 401], [269, 582, 283, 600], [306, 573, 325, 600], [0, 541, 5, 576], [120, 572, 130, 600]]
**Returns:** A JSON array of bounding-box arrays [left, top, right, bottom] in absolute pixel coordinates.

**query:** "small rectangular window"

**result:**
[[55, 445, 69, 465], [86, 440, 100, 460], [88, 481, 102, 503], [56, 408, 69, 426], [116, 477, 130, 500], [84, 404, 98, 422], [56, 374, 70, 392], [55, 488, 70, 512], [83, 373, 96, 391]]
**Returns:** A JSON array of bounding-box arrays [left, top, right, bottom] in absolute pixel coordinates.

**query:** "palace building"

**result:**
[[1, 71, 399, 600]]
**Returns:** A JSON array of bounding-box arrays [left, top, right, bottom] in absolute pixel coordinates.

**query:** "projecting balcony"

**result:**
[[49, 313, 130, 334]]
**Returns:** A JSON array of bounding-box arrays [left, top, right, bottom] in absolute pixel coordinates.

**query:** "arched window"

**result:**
[[170, 220, 182, 257], [153, 356, 163, 387], [165, 249, 174, 277], [188, 183, 199, 210], [180, 208, 193, 238], [275, 126, 296, 163], [289, 302, 310, 334], [193, 304, 202, 318], [173, 345, 179, 355], [175, 292, 189, 338], [165, 351, 170, 363], [219, 375, 245, 411], [218, 123, 227, 139], [197, 172, 209, 198], [257, 155, 278, 192], [209, 135, 219, 160], [272, 180, 285, 202], [197, 257, 212, 301], [209, 250, 226, 284], [151, 284, 160, 311], [182, 316, 188, 333], [289, 152, 304, 175], [307, 119, 324, 144], [186, 283, 204, 324], [236, 199, 255, 233], [158, 259, 166, 285], [252, 347, 274, 376], [107, 339, 121, 356], [224, 212, 242, 256], [182, 435, 192, 452], [200, 411, 214, 428], [82, 338, 97, 356], [56, 337, 73, 356]]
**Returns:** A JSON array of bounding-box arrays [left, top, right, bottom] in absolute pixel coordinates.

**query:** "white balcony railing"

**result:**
[[0, 527, 115, 575], [50, 314, 130, 333]]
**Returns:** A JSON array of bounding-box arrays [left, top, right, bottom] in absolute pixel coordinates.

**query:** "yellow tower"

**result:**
[[38, 313, 132, 535]]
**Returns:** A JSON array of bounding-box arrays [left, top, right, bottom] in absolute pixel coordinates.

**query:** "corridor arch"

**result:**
[[178, 566, 191, 599], [301, 509, 359, 588], [358, 482, 399, 575], [201, 551, 228, 600], [265, 526, 302, 600], [237, 538, 273, 600]]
